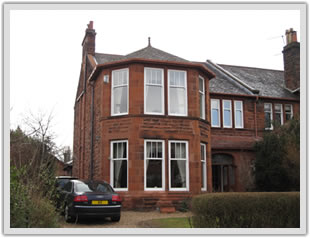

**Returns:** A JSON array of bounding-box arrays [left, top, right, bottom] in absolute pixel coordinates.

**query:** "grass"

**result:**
[[141, 217, 193, 228]]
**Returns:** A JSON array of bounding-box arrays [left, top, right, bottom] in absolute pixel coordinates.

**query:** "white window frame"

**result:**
[[285, 104, 293, 121], [201, 143, 207, 191], [274, 104, 283, 125], [168, 69, 188, 116], [144, 67, 165, 115], [110, 140, 128, 191], [168, 140, 189, 191], [111, 68, 129, 116], [199, 76, 205, 120], [144, 140, 165, 191], [211, 99, 221, 128], [222, 100, 232, 128], [234, 100, 244, 128], [264, 103, 273, 130]]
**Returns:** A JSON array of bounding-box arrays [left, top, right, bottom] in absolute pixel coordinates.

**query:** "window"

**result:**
[[274, 104, 283, 126], [168, 70, 187, 116], [264, 103, 273, 129], [211, 99, 221, 127], [144, 140, 165, 191], [169, 141, 189, 191], [234, 101, 244, 128], [222, 100, 232, 128], [111, 68, 129, 116], [144, 68, 164, 115], [110, 140, 128, 191], [199, 76, 205, 119], [201, 143, 207, 191], [285, 104, 293, 121]]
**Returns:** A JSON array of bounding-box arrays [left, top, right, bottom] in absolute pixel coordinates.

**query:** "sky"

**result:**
[[9, 6, 301, 154]]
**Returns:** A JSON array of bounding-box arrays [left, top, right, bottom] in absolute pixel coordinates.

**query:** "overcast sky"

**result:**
[[9, 6, 301, 153]]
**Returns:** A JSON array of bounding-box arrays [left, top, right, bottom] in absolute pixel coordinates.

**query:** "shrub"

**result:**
[[192, 192, 300, 228]]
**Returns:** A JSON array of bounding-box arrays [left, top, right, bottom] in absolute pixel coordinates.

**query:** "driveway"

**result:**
[[61, 210, 192, 228]]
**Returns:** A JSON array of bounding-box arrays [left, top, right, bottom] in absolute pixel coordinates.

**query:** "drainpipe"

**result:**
[[90, 82, 94, 181], [254, 95, 259, 138]]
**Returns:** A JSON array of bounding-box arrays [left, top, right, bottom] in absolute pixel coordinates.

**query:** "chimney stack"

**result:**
[[82, 21, 96, 56], [283, 28, 300, 91]]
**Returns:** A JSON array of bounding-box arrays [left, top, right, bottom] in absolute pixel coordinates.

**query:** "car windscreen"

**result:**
[[75, 182, 114, 193]]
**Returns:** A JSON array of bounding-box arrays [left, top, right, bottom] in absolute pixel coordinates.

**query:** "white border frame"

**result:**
[[110, 140, 129, 192], [168, 140, 189, 191], [211, 99, 221, 127], [200, 143, 207, 191], [234, 100, 244, 128], [144, 67, 165, 115], [222, 99, 232, 128], [199, 76, 205, 120], [264, 102, 273, 130], [144, 139, 165, 191], [168, 69, 188, 116], [111, 68, 129, 116]]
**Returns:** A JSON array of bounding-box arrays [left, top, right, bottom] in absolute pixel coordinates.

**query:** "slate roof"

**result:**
[[94, 45, 188, 64], [204, 61, 298, 99]]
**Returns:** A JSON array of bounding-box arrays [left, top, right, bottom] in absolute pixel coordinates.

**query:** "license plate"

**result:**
[[92, 200, 108, 205]]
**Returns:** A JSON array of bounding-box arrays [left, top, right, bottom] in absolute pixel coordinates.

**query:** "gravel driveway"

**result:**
[[61, 210, 192, 228]]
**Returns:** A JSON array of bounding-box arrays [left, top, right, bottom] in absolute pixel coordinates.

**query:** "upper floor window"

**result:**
[[285, 104, 293, 121], [111, 68, 129, 116], [211, 99, 221, 127], [234, 101, 244, 128], [223, 100, 232, 128], [168, 70, 187, 116], [274, 104, 283, 126], [144, 68, 164, 115], [199, 76, 205, 119], [264, 103, 273, 130], [201, 143, 207, 191]]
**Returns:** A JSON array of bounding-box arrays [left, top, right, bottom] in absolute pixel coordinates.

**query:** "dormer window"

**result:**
[[111, 68, 129, 116], [144, 68, 164, 115], [168, 70, 188, 116]]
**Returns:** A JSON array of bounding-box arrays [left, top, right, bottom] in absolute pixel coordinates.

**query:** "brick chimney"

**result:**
[[282, 28, 300, 91], [82, 21, 96, 57]]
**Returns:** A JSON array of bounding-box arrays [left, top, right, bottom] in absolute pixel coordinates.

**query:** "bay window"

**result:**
[[169, 141, 189, 191], [234, 101, 244, 128], [110, 140, 128, 191], [144, 140, 165, 191], [223, 100, 232, 128], [201, 143, 207, 191], [144, 68, 164, 115], [168, 70, 187, 116], [199, 76, 205, 119], [111, 68, 129, 116]]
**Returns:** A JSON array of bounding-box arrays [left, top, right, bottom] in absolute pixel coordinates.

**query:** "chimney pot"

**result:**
[[285, 28, 297, 45], [88, 21, 93, 29]]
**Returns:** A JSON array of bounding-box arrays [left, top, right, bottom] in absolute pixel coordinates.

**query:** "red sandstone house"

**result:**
[[73, 22, 300, 210]]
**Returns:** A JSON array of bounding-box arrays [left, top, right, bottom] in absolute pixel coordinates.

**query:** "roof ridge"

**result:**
[[95, 52, 124, 57], [218, 63, 284, 72]]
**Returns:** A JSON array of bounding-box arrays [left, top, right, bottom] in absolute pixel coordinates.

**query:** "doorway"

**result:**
[[212, 154, 235, 192]]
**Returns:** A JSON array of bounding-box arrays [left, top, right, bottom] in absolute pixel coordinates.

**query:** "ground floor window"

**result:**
[[201, 143, 207, 191], [144, 140, 165, 191], [169, 141, 189, 191], [110, 140, 128, 191]]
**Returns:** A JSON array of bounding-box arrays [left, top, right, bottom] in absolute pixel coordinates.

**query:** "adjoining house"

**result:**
[[72, 22, 300, 210]]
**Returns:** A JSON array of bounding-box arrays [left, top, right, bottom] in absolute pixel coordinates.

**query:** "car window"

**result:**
[[75, 182, 114, 193], [57, 179, 69, 189], [75, 183, 92, 192], [64, 182, 72, 192]]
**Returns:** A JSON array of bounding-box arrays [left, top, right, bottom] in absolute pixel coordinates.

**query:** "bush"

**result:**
[[192, 192, 300, 228]]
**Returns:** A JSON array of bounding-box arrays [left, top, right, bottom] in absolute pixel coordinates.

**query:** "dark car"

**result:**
[[61, 180, 121, 223]]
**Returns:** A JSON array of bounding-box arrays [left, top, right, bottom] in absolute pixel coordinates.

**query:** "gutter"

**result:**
[[206, 60, 260, 95]]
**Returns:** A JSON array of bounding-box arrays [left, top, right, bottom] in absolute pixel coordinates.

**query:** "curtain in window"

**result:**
[[113, 142, 127, 188]]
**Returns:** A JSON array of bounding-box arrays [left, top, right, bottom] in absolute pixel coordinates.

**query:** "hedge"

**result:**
[[192, 192, 299, 228]]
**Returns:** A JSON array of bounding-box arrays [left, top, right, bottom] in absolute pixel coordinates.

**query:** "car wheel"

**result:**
[[111, 215, 121, 222], [64, 204, 75, 223]]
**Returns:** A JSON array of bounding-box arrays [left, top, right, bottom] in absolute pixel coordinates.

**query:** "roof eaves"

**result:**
[[207, 60, 260, 95]]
